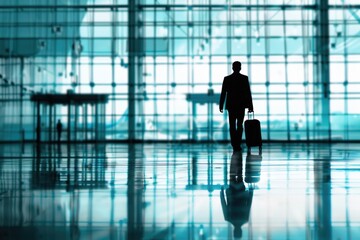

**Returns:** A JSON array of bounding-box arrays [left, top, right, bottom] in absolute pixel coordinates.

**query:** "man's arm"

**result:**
[[246, 76, 253, 112], [219, 77, 227, 113], [220, 187, 229, 220]]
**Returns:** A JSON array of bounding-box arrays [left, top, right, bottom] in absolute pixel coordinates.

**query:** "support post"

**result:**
[[36, 102, 41, 143], [128, 0, 137, 141], [67, 104, 71, 143], [102, 103, 106, 140], [314, 0, 331, 140], [20, 57, 24, 141], [74, 104, 78, 141], [192, 103, 197, 141], [128, 0, 144, 141], [49, 104, 53, 142], [84, 105, 88, 141], [95, 104, 99, 142]]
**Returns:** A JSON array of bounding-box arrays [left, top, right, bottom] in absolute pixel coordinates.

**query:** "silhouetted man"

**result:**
[[220, 151, 254, 239], [56, 119, 63, 142], [219, 61, 253, 151]]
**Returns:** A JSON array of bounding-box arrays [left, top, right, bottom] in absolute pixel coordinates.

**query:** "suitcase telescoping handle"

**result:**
[[247, 111, 255, 120]]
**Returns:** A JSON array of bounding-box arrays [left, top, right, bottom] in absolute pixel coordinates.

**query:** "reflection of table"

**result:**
[[186, 91, 227, 140], [32, 144, 108, 191], [31, 93, 109, 142]]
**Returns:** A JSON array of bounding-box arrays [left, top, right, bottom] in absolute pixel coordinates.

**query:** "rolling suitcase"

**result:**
[[244, 112, 262, 153]]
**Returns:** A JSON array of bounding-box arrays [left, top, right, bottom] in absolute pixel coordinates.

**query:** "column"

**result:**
[[128, 0, 137, 141], [49, 104, 53, 142], [128, 0, 144, 141], [314, 0, 331, 140], [84, 104, 88, 141], [67, 104, 71, 143], [192, 102, 197, 141], [36, 102, 41, 143], [95, 103, 99, 142]]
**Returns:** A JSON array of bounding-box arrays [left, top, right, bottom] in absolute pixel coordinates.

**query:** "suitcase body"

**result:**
[[244, 114, 262, 151], [244, 153, 263, 184]]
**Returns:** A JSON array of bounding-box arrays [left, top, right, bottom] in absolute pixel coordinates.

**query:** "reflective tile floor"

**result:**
[[0, 143, 360, 240]]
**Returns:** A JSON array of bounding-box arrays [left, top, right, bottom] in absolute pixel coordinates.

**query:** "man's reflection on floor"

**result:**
[[220, 151, 262, 239]]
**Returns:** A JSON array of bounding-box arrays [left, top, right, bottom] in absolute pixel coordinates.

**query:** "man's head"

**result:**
[[232, 61, 241, 73], [233, 226, 242, 239]]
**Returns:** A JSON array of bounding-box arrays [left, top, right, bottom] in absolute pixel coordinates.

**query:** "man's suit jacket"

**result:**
[[219, 73, 253, 112], [220, 186, 253, 228]]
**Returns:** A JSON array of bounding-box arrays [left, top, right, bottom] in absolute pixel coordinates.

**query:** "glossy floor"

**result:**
[[0, 143, 360, 240]]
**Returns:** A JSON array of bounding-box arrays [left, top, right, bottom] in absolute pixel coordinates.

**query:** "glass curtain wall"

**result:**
[[1, 0, 360, 141]]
